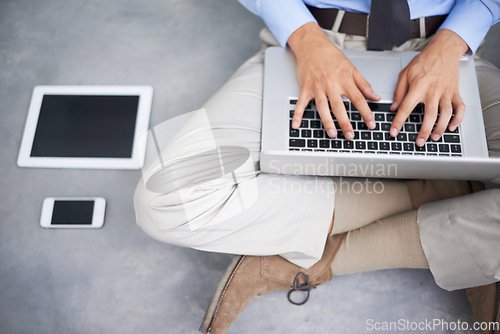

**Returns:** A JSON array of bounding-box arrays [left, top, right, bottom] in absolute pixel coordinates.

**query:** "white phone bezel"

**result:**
[[40, 197, 106, 229], [17, 85, 153, 170]]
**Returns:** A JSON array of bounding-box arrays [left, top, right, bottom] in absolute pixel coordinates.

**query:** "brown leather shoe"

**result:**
[[466, 282, 500, 334], [199, 233, 347, 334]]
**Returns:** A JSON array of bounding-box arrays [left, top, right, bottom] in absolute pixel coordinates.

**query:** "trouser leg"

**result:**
[[331, 210, 429, 275], [134, 51, 335, 269], [476, 57, 500, 159]]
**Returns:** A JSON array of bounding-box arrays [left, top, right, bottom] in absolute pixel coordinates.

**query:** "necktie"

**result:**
[[368, 0, 411, 51]]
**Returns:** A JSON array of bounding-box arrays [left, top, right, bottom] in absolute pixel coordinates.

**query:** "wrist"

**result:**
[[287, 22, 335, 58], [424, 29, 469, 63]]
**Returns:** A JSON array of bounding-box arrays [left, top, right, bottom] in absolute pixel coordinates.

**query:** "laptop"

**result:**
[[260, 47, 500, 181]]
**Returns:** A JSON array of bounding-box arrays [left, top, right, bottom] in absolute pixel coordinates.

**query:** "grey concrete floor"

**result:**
[[1, 1, 499, 333]]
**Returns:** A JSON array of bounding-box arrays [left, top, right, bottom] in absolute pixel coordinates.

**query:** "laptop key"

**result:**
[[311, 120, 321, 128], [391, 142, 402, 151], [385, 133, 396, 141], [289, 139, 305, 147], [439, 144, 450, 153], [381, 123, 391, 131], [386, 113, 396, 121], [404, 123, 415, 132], [290, 99, 298, 105], [343, 141, 354, 149], [313, 130, 324, 138], [301, 129, 312, 138], [358, 122, 368, 130], [374, 113, 385, 122], [373, 132, 383, 141], [355, 141, 366, 150], [290, 129, 299, 137], [413, 104, 424, 113], [427, 143, 438, 152], [300, 120, 309, 128], [361, 131, 371, 140], [443, 134, 460, 143], [331, 140, 342, 149], [415, 145, 426, 152], [302, 110, 315, 119], [409, 114, 420, 123], [451, 144, 461, 153], [409, 133, 418, 142], [307, 139, 318, 148], [397, 133, 407, 141], [403, 142, 414, 151], [351, 112, 362, 121], [320, 140, 330, 148], [368, 142, 378, 150], [353, 131, 360, 140], [368, 102, 392, 111], [380, 142, 390, 150]]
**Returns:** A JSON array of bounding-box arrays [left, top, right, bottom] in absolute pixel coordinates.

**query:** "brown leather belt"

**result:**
[[307, 5, 447, 40]]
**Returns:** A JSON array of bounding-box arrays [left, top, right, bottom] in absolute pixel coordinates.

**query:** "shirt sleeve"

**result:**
[[238, 0, 317, 47], [439, 0, 500, 54]]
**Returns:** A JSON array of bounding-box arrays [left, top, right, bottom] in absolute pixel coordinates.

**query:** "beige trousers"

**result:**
[[134, 27, 500, 281]]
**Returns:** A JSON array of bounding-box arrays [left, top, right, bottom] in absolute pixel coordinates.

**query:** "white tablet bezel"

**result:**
[[17, 85, 153, 169]]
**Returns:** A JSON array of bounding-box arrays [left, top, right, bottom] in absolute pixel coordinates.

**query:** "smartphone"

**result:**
[[40, 197, 106, 228]]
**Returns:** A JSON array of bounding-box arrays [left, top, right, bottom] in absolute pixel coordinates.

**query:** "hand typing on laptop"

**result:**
[[288, 22, 468, 147], [389, 29, 468, 147], [288, 22, 380, 141]]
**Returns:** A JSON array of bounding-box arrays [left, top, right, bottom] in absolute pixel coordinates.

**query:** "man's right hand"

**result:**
[[287, 22, 380, 139]]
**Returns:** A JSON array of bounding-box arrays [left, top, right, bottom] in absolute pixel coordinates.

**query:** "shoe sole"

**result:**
[[199, 255, 245, 333]]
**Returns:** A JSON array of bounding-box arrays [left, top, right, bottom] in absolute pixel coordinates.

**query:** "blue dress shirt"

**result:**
[[238, 0, 500, 54]]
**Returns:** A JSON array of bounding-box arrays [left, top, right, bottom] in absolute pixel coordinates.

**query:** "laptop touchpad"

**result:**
[[348, 56, 402, 99]]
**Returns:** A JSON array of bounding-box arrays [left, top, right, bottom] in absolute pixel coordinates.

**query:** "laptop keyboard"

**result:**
[[288, 99, 463, 157]]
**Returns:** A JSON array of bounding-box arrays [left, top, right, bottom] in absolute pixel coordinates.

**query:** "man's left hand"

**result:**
[[389, 29, 470, 147]]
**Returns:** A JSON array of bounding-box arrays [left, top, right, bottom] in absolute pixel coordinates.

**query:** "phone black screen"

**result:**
[[51, 200, 95, 225]]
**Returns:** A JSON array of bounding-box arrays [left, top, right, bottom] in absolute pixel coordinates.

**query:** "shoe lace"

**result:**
[[287, 272, 316, 306]]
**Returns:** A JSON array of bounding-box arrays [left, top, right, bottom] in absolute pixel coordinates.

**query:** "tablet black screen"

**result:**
[[30, 95, 139, 158]]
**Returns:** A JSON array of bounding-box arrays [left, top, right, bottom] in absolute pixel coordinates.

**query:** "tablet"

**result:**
[[17, 86, 153, 169]]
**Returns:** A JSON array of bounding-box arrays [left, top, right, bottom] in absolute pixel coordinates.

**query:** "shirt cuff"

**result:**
[[259, 0, 317, 47], [438, 0, 494, 54]]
